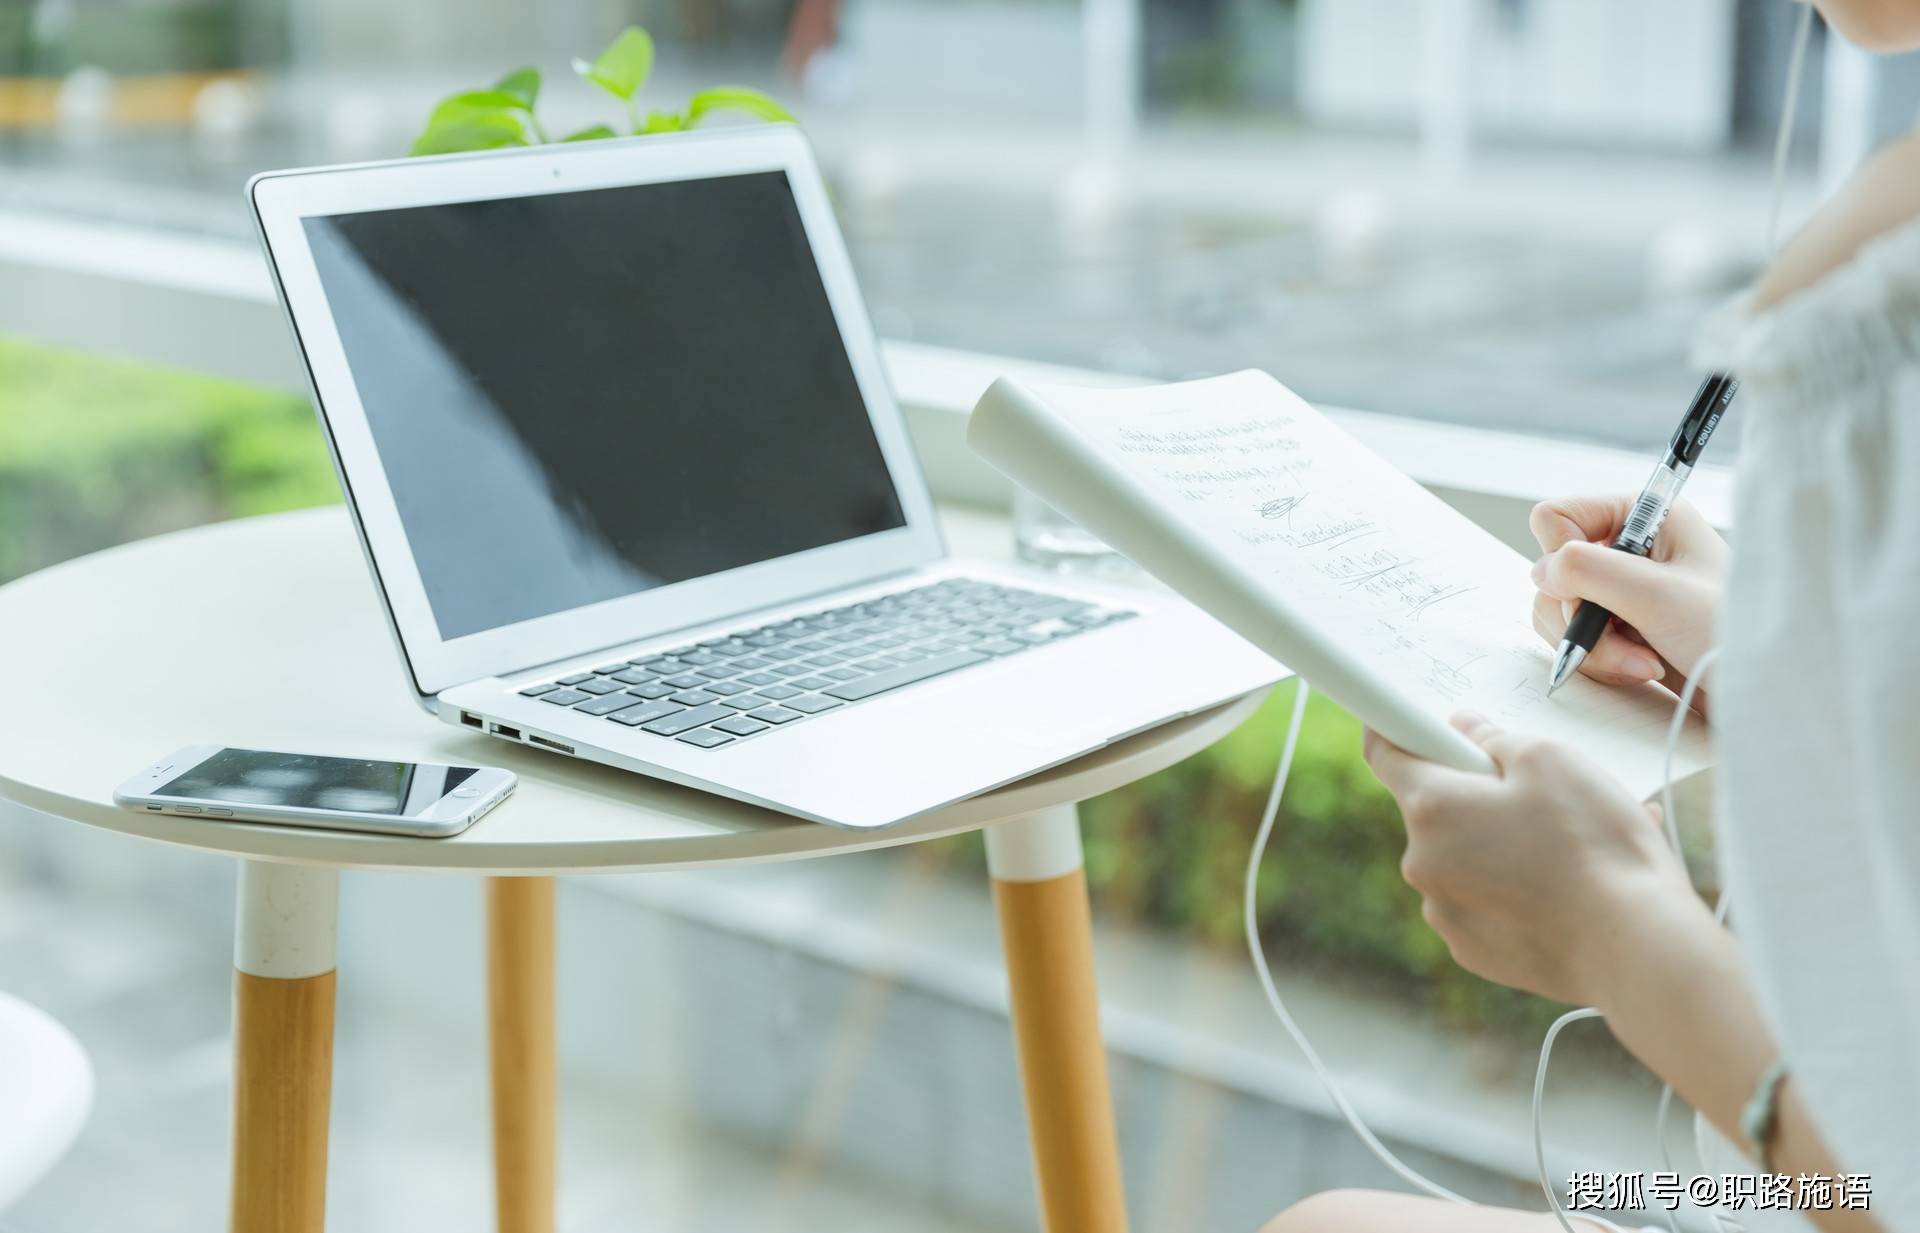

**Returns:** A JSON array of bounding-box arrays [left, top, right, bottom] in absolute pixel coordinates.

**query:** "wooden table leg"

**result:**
[[487, 876, 556, 1233], [985, 805, 1129, 1233], [231, 861, 339, 1233]]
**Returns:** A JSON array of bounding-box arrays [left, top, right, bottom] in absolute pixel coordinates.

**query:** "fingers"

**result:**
[[1530, 592, 1666, 684], [1446, 711, 1529, 770], [1529, 495, 1631, 554], [1531, 540, 1678, 630], [1361, 726, 1479, 800], [1533, 495, 1720, 562]]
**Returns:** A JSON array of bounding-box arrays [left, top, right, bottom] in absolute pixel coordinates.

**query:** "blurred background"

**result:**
[[1, 1, 1914, 1230]]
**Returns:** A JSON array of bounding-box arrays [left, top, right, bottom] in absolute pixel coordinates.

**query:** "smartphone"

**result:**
[[113, 745, 516, 838]]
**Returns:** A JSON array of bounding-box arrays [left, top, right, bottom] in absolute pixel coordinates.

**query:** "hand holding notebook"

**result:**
[[968, 370, 1708, 799]]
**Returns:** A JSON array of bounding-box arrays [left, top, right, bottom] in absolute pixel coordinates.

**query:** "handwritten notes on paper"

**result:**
[[1047, 373, 1693, 763]]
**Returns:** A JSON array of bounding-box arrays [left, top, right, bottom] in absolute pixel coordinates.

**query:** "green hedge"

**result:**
[[0, 334, 1556, 1035], [0, 336, 336, 582]]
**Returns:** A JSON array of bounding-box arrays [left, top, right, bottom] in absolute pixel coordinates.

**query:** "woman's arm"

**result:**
[[1751, 132, 1920, 314], [1597, 884, 1879, 1233], [1363, 720, 1884, 1233]]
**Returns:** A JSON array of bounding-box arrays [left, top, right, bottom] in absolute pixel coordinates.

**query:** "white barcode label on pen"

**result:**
[[1622, 492, 1667, 552]]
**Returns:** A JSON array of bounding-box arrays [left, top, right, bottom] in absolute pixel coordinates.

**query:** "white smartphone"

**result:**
[[113, 744, 517, 838]]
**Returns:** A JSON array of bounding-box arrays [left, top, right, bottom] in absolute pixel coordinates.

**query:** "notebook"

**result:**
[[968, 369, 1709, 800]]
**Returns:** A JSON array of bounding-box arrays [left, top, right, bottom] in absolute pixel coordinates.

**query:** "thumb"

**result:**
[[1532, 541, 1676, 631]]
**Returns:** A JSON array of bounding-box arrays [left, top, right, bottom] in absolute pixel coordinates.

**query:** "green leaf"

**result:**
[[493, 67, 541, 110], [641, 111, 686, 133], [573, 26, 654, 101], [684, 86, 794, 126], [409, 113, 530, 157], [426, 90, 532, 128], [559, 124, 618, 143]]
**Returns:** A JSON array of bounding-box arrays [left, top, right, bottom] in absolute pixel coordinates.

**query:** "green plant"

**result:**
[[0, 336, 335, 583], [410, 26, 793, 157]]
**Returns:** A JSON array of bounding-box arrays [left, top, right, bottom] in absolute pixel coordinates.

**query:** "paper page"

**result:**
[[1033, 371, 1707, 794]]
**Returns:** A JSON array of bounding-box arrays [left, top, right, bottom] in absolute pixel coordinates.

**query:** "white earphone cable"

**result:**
[[1245, 682, 1630, 1229]]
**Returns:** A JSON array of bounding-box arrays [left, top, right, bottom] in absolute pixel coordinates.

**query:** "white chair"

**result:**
[[0, 991, 91, 1214]]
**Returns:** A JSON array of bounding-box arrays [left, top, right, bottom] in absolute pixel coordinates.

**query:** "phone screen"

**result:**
[[154, 749, 478, 817]]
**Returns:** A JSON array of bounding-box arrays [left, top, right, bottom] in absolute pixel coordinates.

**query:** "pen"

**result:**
[[1546, 373, 1738, 696]]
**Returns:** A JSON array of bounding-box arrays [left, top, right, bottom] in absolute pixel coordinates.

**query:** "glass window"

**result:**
[[6, 2, 1919, 448]]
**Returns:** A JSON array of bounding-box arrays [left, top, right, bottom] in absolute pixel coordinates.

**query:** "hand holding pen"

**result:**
[[1542, 375, 1737, 696]]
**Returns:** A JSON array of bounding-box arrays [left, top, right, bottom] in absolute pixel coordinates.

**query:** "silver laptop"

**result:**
[[248, 126, 1278, 829]]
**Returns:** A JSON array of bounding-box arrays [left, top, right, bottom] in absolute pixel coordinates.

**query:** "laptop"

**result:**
[[248, 125, 1278, 829]]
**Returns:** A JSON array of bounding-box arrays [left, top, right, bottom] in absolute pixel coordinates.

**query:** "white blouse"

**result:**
[[1702, 213, 1920, 1230]]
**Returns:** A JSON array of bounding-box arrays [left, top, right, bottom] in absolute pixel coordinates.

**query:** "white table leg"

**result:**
[[985, 805, 1129, 1233], [230, 861, 339, 1233]]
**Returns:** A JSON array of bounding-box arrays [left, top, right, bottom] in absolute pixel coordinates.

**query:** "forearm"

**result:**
[[1597, 901, 1882, 1233]]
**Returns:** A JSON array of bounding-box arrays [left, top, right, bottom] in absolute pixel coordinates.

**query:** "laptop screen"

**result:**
[[301, 169, 907, 641]]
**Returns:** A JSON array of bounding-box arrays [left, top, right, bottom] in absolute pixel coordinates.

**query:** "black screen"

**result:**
[[302, 170, 907, 640], [156, 749, 477, 816]]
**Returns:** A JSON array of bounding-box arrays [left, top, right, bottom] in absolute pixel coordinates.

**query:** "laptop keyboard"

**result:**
[[513, 578, 1134, 750]]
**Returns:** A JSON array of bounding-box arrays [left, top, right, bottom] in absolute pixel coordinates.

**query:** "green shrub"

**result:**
[[0, 336, 336, 581]]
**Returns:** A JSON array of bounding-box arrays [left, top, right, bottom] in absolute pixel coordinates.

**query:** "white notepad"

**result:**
[[968, 369, 1709, 799]]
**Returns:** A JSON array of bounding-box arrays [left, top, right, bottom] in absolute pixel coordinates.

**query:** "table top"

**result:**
[[0, 509, 1264, 874]]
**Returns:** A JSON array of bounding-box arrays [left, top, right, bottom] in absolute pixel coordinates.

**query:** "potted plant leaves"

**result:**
[[409, 26, 792, 157]]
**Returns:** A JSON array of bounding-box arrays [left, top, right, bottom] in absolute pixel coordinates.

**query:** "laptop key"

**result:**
[[576, 678, 625, 695], [791, 676, 835, 690], [713, 715, 770, 736], [642, 703, 735, 736], [577, 692, 642, 715], [732, 656, 774, 671], [753, 685, 801, 701], [740, 672, 780, 686], [518, 682, 560, 697], [746, 706, 804, 725], [719, 696, 761, 710], [677, 728, 735, 748], [823, 650, 991, 702], [786, 695, 842, 715], [541, 688, 592, 706], [611, 669, 656, 685], [628, 682, 675, 700], [823, 667, 863, 681], [594, 662, 629, 674], [707, 681, 749, 696], [662, 674, 705, 688], [607, 700, 684, 727], [772, 664, 812, 679], [680, 650, 720, 666], [669, 689, 719, 706], [558, 673, 594, 686]]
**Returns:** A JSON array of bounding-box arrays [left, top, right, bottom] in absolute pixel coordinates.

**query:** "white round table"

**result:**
[[0, 508, 1267, 1233]]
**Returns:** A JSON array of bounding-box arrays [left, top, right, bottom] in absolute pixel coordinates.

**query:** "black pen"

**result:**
[[1546, 373, 1737, 695]]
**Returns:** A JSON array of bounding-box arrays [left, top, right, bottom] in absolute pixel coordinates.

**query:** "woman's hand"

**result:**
[[1529, 496, 1727, 708], [1364, 713, 1712, 1009]]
